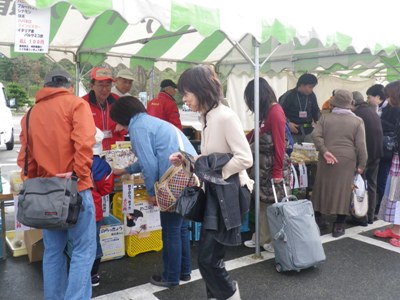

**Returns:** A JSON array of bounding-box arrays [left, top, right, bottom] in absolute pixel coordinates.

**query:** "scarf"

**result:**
[[332, 107, 356, 117]]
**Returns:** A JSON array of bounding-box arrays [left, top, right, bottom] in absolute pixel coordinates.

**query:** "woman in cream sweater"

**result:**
[[170, 65, 253, 300]]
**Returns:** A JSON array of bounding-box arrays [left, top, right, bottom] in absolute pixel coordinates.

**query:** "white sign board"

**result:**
[[15, 0, 50, 53], [124, 200, 161, 236]]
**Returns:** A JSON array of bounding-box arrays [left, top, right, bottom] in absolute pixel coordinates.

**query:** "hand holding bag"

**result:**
[[17, 108, 82, 230], [350, 174, 368, 218], [155, 128, 197, 212], [155, 165, 198, 212]]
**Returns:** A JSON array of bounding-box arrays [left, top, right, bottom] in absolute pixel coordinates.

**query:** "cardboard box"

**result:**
[[24, 229, 44, 263], [6, 230, 27, 257]]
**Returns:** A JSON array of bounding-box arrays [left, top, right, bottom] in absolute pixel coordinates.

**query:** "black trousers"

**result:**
[[365, 158, 380, 221], [198, 228, 235, 300]]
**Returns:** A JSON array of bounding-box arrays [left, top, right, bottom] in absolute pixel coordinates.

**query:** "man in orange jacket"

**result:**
[[17, 70, 97, 299], [147, 79, 183, 130]]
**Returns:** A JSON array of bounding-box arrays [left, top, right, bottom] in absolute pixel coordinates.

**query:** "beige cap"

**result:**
[[330, 89, 353, 109], [116, 69, 135, 81]]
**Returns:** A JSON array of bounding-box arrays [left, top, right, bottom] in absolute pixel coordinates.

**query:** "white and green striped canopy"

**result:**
[[1, 0, 399, 79]]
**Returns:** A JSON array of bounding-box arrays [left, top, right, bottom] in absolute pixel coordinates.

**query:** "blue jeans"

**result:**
[[95, 221, 103, 259], [42, 189, 96, 300], [160, 212, 191, 285]]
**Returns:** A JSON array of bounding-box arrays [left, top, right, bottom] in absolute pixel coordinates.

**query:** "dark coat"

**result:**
[[354, 103, 384, 160], [249, 132, 291, 204], [380, 103, 400, 134], [195, 153, 250, 246]]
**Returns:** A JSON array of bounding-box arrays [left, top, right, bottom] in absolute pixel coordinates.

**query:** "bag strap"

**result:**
[[174, 126, 184, 151], [24, 108, 34, 176], [23, 107, 79, 182]]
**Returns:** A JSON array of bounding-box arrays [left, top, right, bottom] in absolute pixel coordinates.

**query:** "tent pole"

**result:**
[[254, 40, 261, 258], [75, 56, 80, 96]]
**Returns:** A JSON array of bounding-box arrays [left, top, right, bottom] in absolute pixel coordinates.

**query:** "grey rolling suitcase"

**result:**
[[267, 180, 326, 272]]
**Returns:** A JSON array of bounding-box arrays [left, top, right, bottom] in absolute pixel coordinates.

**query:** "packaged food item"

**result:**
[[104, 142, 136, 169], [292, 143, 319, 163], [9, 170, 23, 193]]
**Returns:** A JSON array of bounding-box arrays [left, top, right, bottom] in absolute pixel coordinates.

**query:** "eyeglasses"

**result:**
[[94, 83, 112, 89]]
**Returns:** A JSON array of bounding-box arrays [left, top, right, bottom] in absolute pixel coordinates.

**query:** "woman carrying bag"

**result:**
[[242, 77, 291, 253], [374, 80, 400, 247], [111, 96, 197, 287], [170, 65, 253, 300]]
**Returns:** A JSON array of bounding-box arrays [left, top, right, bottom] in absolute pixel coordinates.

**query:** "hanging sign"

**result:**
[[15, 0, 50, 53]]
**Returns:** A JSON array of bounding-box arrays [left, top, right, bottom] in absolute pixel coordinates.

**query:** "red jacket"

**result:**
[[82, 91, 126, 150], [147, 92, 182, 130]]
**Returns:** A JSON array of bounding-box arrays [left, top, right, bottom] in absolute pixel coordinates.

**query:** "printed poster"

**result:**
[[15, 0, 50, 53], [124, 200, 161, 236]]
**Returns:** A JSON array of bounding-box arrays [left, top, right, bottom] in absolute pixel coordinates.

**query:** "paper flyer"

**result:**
[[124, 200, 161, 236]]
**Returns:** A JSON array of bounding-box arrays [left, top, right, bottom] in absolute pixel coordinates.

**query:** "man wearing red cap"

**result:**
[[147, 79, 182, 130], [83, 67, 126, 150]]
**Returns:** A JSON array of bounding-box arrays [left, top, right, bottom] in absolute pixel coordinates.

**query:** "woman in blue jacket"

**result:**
[[111, 96, 197, 287]]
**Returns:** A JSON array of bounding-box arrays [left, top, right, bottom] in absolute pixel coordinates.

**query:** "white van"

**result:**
[[0, 82, 14, 150]]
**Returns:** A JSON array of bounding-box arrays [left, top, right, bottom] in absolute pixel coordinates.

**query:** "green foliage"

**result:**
[[0, 55, 192, 105], [6, 83, 29, 107]]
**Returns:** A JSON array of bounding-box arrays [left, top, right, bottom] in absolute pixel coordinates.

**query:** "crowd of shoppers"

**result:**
[[17, 65, 400, 299]]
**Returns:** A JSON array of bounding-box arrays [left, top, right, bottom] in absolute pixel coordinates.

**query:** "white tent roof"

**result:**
[[0, 0, 399, 80]]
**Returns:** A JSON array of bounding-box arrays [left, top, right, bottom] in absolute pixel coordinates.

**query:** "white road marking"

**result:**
[[93, 220, 394, 300]]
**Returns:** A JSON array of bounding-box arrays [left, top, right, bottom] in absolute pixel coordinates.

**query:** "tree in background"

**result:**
[[0, 55, 186, 107], [6, 82, 30, 108]]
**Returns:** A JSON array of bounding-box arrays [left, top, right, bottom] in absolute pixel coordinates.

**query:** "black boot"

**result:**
[[332, 222, 345, 238]]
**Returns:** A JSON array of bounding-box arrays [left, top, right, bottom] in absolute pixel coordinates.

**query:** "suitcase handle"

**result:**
[[281, 195, 298, 202], [271, 179, 289, 203]]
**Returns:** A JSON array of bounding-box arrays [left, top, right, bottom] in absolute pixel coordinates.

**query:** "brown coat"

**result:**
[[311, 112, 367, 215]]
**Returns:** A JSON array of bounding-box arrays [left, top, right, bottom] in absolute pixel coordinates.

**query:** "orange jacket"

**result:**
[[321, 96, 333, 111], [17, 87, 96, 192]]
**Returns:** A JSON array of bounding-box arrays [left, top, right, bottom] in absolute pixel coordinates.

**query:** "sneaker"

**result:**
[[263, 243, 275, 253], [374, 227, 400, 239], [389, 238, 400, 247], [180, 274, 191, 281], [150, 275, 178, 288], [244, 240, 256, 248], [91, 274, 100, 287]]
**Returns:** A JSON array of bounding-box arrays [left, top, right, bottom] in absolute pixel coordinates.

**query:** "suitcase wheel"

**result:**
[[275, 263, 282, 273]]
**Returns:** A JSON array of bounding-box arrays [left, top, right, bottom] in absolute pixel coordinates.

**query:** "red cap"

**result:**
[[91, 67, 115, 82]]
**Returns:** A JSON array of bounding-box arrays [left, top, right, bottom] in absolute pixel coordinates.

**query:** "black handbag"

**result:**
[[175, 185, 206, 222], [383, 133, 396, 161]]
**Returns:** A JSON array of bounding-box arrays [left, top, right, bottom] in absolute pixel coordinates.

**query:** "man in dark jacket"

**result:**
[[352, 91, 383, 225], [279, 73, 320, 143]]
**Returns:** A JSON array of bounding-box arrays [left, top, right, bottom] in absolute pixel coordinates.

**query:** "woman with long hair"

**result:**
[[243, 78, 291, 252], [170, 65, 253, 300], [374, 81, 400, 247]]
